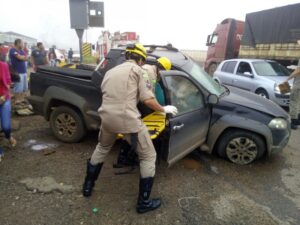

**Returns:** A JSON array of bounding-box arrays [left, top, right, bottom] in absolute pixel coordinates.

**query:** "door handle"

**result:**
[[233, 79, 238, 82], [173, 124, 184, 131]]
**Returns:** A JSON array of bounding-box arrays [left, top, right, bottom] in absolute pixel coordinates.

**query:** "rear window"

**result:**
[[221, 61, 237, 73]]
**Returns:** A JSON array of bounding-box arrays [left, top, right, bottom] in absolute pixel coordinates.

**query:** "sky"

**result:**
[[1, 0, 300, 51]]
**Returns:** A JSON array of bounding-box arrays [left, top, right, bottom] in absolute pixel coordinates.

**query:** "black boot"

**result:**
[[136, 177, 161, 214], [291, 119, 299, 130], [82, 160, 103, 197]]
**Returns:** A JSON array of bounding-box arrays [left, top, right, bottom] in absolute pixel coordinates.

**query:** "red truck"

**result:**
[[205, 3, 300, 75]]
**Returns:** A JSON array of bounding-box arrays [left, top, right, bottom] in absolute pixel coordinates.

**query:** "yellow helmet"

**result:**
[[125, 43, 147, 60], [157, 57, 172, 70]]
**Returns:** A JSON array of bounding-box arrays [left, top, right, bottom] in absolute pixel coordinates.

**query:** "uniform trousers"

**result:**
[[90, 124, 156, 178]]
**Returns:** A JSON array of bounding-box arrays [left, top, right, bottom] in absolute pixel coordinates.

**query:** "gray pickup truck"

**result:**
[[28, 45, 291, 165]]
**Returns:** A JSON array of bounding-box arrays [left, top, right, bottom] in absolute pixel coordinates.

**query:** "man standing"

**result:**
[[82, 43, 178, 214], [68, 48, 73, 63], [9, 39, 28, 103], [31, 42, 48, 71], [286, 66, 300, 129], [48, 48, 57, 67], [116, 57, 172, 167]]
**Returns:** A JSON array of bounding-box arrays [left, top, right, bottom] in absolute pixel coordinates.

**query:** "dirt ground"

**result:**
[[0, 115, 299, 225]]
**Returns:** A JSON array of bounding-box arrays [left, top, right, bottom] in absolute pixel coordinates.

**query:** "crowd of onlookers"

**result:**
[[0, 38, 75, 161], [0, 38, 62, 161]]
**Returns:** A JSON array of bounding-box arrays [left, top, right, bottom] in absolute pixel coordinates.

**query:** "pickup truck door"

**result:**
[[161, 71, 211, 166]]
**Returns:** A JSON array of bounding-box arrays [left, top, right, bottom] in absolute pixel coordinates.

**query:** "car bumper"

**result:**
[[273, 93, 290, 106], [269, 127, 291, 155]]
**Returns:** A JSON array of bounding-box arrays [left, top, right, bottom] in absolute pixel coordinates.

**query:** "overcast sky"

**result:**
[[1, 0, 299, 51]]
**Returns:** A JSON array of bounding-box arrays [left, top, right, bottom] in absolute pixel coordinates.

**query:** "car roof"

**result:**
[[222, 58, 275, 63], [109, 46, 190, 68]]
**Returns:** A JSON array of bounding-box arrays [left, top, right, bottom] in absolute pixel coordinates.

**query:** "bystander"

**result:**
[[68, 48, 73, 64], [31, 42, 48, 71], [9, 39, 28, 104], [0, 59, 17, 161]]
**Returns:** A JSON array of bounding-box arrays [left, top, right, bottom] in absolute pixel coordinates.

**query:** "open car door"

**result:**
[[161, 71, 211, 166]]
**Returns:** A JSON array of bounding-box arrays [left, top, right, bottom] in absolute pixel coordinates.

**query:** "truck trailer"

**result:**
[[205, 3, 300, 75]]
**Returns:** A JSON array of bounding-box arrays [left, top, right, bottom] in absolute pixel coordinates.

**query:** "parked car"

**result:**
[[28, 45, 291, 165], [213, 59, 292, 107]]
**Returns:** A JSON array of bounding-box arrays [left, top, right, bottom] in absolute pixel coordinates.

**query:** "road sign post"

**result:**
[[75, 29, 84, 63], [69, 0, 104, 63]]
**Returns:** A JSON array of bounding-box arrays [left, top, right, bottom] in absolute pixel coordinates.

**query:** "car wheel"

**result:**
[[208, 63, 217, 76], [255, 89, 269, 99], [217, 130, 265, 165], [50, 106, 86, 143]]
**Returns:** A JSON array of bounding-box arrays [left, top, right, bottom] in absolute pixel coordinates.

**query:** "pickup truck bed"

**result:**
[[37, 66, 93, 79], [29, 66, 103, 142]]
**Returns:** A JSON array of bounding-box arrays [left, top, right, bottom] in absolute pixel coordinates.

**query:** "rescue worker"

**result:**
[[116, 57, 172, 167], [285, 65, 300, 129], [143, 57, 172, 93], [82, 43, 178, 214]]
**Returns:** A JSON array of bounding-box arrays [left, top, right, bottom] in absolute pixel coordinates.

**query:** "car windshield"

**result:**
[[252, 61, 290, 76], [182, 60, 225, 96]]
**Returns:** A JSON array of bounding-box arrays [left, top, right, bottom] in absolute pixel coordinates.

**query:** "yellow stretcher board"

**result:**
[[57, 62, 77, 69], [117, 112, 166, 140]]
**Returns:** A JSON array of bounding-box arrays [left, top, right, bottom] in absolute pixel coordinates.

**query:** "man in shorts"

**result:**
[[9, 39, 28, 103]]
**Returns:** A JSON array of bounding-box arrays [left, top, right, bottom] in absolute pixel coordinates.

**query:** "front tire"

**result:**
[[217, 130, 265, 165], [50, 106, 86, 143], [255, 89, 269, 99]]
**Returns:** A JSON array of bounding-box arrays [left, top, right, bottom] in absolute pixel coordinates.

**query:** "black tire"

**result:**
[[255, 89, 269, 99], [217, 130, 265, 165], [208, 63, 217, 76], [50, 106, 86, 143]]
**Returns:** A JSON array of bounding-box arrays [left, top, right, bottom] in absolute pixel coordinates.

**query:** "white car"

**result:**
[[213, 59, 293, 107]]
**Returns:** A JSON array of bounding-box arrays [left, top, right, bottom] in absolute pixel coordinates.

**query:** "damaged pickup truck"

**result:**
[[28, 45, 291, 165]]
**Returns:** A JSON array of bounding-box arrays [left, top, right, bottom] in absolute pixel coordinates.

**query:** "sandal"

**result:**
[[9, 137, 17, 147]]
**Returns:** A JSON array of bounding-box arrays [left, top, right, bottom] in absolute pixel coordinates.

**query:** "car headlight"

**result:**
[[268, 118, 288, 129], [274, 84, 281, 93]]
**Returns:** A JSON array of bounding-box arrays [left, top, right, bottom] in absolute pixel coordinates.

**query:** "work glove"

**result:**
[[163, 105, 178, 116]]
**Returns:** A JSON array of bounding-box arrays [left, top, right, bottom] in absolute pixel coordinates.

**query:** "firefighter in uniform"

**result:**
[[116, 57, 172, 167], [286, 66, 300, 129], [143, 57, 172, 93], [82, 43, 178, 214]]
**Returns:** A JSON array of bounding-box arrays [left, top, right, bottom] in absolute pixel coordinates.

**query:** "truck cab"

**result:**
[[205, 18, 244, 75]]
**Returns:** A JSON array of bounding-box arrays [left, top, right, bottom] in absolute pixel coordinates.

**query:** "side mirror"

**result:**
[[206, 35, 211, 46], [207, 94, 219, 105], [243, 72, 254, 78]]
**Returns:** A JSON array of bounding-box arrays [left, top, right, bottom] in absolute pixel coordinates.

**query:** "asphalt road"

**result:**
[[0, 115, 299, 225]]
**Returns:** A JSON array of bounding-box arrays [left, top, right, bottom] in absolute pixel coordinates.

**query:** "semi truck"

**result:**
[[205, 3, 300, 75]]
